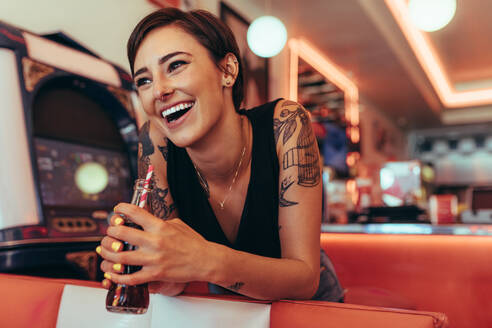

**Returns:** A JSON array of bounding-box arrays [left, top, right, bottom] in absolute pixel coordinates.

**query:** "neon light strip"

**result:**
[[288, 38, 359, 143], [386, 0, 492, 108]]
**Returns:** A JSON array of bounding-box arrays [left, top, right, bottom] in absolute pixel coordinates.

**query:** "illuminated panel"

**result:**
[[0, 49, 41, 229], [288, 38, 359, 143], [23, 32, 121, 88], [386, 0, 492, 108]]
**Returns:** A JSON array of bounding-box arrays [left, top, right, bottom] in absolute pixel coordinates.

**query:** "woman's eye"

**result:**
[[135, 77, 151, 87], [168, 60, 186, 72]]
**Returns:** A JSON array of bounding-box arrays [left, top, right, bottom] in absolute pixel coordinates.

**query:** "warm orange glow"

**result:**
[[350, 126, 360, 143], [289, 41, 299, 102], [346, 179, 356, 193], [288, 38, 359, 127], [346, 152, 360, 167], [346, 179, 358, 204], [385, 0, 492, 108]]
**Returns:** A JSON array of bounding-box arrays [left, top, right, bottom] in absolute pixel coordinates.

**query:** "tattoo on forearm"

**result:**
[[274, 102, 320, 187], [138, 123, 176, 220], [279, 177, 299, 207], [227, 282, 244, 291], [150, 179, 176, 219], [137, 121, 154, 178]]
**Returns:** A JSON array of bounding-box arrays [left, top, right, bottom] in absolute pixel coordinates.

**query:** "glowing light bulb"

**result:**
[[247, 16, 287, 58], [408, 0, 456, 32], [75, 162, 109, 194]]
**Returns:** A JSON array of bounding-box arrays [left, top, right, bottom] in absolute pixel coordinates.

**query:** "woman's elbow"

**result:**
[[293, 266, 320, 300], [305, 269, 320, 299]]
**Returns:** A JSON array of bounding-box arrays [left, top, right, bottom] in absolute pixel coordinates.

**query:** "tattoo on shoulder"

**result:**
[[274, 102, 320, 188], [279, 177, 299, 207], [227, 282, 244, 292], [150, 176, 176, 220]]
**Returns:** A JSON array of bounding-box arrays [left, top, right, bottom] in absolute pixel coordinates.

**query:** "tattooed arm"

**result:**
[[100, 120, 184, 296], [275, 99, 322, 297], [137, 120, 177, 221], [203, 100, 322, 300]]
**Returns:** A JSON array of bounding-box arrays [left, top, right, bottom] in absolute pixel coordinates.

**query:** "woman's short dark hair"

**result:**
[[128, 8, 245, 110]]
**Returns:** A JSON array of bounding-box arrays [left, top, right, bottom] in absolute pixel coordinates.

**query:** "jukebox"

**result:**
[[0, 22, 140, 280]]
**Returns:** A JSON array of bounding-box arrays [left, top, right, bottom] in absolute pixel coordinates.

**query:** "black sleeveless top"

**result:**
[[167, 99, 282, 258], [167, 99, 344, 302]]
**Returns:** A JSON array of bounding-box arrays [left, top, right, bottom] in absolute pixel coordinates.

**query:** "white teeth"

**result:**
[[161, 102, 194, 118]]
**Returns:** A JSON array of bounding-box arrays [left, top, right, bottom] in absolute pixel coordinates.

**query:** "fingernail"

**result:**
[[115, 217, 124, 225], [104, 272, 112, 280], [95, 246, 102, 254], [113, 263, 122, 272], [111, 241, 122, 252], [102, 279, 111, 288]]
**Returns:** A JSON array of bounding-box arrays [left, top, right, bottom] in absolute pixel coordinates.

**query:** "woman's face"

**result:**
[[133, 25, 228, 147]]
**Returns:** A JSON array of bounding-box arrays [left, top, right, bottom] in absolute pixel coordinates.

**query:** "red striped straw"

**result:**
[[138, 165, 154, 208]]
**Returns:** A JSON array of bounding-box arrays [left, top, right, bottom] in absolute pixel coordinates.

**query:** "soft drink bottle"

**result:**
[[105, 178, 150, 314]]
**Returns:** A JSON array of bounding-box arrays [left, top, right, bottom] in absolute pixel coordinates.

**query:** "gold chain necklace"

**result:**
[[193, 145, 246, 210]]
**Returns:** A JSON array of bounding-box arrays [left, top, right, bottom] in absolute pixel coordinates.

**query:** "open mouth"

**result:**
[[161, 101, 195, 123]]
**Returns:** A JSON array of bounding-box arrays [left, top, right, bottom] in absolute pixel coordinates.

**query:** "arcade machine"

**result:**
[[0, 22, 140, 280]]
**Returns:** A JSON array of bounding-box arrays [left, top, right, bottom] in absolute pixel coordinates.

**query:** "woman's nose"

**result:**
[[153, 76, 174, 101]]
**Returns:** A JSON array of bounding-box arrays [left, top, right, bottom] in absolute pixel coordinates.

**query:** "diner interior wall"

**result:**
[[0, 0, 401, 161], [0, 0, 158, 70], [0, 0, 286, 99], [201, 0, 288, 101]]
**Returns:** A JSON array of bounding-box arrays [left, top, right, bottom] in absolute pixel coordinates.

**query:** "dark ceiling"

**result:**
[[249, 0, 492, 130]]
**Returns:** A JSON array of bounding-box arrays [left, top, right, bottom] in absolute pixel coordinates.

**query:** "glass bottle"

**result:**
[[105, 179, 150, 314]]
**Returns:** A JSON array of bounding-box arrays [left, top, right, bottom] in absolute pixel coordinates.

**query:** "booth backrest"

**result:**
[[0, 274, 448, 328], [0, 274, 100, 328], [270, 300, 448, 328], [321, 233, 492, 328]]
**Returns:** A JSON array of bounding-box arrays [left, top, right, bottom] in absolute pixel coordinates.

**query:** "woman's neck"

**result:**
[[187, 108, 251, 185]]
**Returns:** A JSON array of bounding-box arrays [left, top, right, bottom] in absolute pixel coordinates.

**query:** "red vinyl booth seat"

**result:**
[[321, 233, 492, 328], [270, 300, 448, 328], [0, 273, 448, 328]]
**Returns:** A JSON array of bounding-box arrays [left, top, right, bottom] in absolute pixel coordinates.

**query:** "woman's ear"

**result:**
[[221, 53, 239, 87]]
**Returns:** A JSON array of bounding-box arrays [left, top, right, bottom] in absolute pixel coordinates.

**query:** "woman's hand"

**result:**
[[97, 202, 215, 290]]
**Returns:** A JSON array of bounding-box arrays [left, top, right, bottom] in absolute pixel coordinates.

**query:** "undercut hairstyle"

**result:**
[[127, 8, 245, 111]]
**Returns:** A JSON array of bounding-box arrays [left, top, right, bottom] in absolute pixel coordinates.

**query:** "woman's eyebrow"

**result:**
[[158, 51, 191, 65], [133, 51, 191, 78]]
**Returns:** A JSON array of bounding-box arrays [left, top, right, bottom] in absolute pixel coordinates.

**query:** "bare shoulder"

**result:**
[[272, 99, 305, 119], [272, 99, 320, 187], [272, 99, 313, 152]]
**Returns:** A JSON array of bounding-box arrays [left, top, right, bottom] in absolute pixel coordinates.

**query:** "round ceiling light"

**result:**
[[247, 15, 287, 58], [408, 0, 457, 32]]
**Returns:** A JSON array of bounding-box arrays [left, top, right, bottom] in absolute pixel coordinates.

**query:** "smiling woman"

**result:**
[[97, 7, 344, 303]]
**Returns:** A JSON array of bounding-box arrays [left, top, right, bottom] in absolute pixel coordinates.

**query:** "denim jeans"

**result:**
[[311, 249, 345, 302]]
